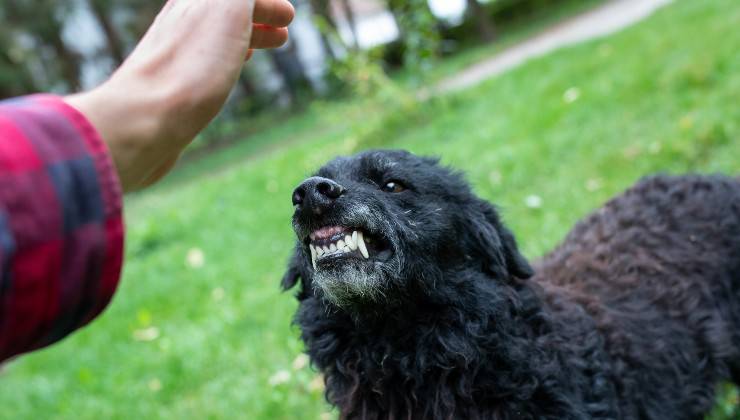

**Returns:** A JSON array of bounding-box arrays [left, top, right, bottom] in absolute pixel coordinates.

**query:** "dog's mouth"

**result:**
[[304, 225, 392, 270]]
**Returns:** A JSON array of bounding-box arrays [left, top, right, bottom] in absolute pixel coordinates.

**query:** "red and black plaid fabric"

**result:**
[[0, 95, 124, 362]]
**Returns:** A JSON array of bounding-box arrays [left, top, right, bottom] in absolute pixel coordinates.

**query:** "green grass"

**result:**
[[2, 0, 740, 418], [393, 0, 608, 87]]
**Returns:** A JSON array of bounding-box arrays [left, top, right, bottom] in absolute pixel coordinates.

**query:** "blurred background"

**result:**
[[0, 0, 738, 418]]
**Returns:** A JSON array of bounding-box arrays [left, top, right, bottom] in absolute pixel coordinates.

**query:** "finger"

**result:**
[[250, 25, 289, 49], [245, 49, 254, 61], [253, 0, 295, 27]]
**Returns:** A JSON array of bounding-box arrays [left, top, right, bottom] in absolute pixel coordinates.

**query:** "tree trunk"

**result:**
[[337, 0, 359, 49], [309, 0, 338, 59], [47, 25, 83, 91], [310, 0, 339, 31], [238, 72, 258, 98], [466, 0, 496, 42], [268, 42, 311, 105], [88, 0, 126, 65]]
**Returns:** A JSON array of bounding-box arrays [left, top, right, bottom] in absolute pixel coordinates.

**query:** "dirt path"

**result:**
[[433, 0, 673, 95]]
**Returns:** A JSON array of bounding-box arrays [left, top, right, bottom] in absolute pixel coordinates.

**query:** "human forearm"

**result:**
[[66, 0, 294, 192]]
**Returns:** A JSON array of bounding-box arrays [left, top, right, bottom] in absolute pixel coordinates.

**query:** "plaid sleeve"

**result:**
[[0, 94, 124, 363]]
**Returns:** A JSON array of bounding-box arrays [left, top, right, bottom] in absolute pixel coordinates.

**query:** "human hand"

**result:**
[[66, 0, 295, 192]]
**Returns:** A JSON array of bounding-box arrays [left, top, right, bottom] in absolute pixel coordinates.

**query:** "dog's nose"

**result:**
[[292, 177, 345, 212]]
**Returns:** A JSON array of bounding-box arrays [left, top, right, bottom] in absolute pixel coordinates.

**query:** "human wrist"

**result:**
[[65, 77, 173, 192]]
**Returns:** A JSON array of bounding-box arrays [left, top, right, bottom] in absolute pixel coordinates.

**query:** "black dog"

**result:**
[[282, 149, 740, 419]]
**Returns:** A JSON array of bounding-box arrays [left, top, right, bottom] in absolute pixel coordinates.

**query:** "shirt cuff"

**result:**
[[44, 94, 125, 324], [0, 95, 126, 357]]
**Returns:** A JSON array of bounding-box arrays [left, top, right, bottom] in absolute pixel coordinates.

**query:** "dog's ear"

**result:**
[[281, 245, 311, 299], [469, 200, 534, 280]]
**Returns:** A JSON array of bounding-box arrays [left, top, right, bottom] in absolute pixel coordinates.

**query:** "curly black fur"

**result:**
[[281, 150, 740, 420]]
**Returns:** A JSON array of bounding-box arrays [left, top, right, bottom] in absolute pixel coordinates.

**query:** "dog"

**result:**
[[281, 149, 740, 419]]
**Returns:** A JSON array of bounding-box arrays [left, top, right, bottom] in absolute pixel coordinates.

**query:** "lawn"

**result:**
[[1, 0, 739, 418]]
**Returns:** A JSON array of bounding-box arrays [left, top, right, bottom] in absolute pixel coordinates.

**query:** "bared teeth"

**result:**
[[346, 234, 357, 250], [310, 245, 317, 270], [309, 229, 370, 266], [356, 231, 369, 259]]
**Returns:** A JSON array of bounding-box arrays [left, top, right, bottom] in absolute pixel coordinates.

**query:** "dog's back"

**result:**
[[535, 174, 740, 418]]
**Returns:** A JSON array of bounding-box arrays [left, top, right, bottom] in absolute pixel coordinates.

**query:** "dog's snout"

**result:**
[[316, 179, 345, 199], [292, 177, 345, 212]]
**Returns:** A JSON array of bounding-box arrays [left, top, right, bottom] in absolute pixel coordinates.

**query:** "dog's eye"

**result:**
[[382, 181, 406, 193]]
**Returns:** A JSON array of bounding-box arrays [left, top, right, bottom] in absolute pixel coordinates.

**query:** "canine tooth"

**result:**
[[357, 231, 369, 259], [330, 243, 337, 252], [352, 231, 358, 244], [346, 235, 357, 250], [310, 246, 317, 270]]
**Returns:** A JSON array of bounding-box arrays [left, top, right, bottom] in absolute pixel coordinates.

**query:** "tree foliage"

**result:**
[[386, 0, 440, 74], [3, 0, 81, 92], [0, 0, 583, 117]]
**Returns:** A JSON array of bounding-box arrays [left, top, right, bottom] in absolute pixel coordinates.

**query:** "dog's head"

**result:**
[[282, 150, 532, 309]]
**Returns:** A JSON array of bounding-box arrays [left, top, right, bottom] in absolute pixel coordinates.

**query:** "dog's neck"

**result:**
[[297, 269, 595, 419]]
